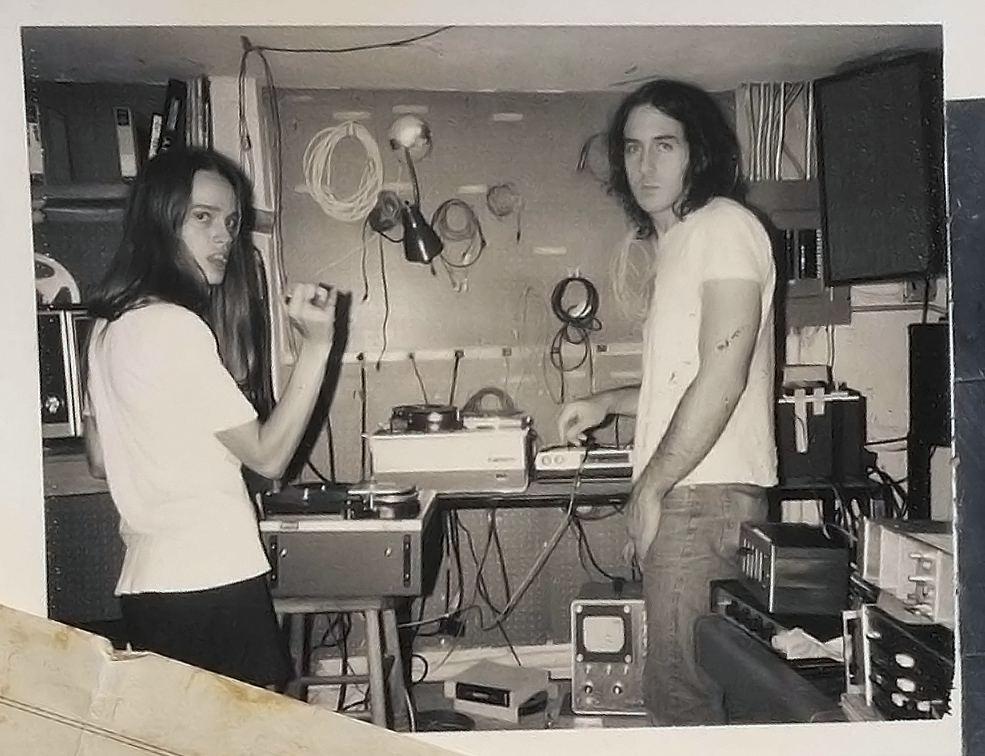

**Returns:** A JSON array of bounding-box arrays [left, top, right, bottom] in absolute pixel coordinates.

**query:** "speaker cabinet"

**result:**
[[908, 322, 951, 519]]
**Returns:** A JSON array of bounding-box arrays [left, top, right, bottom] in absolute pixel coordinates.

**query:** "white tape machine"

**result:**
[[369, 404, 532, 494], [534, 445, 635, 481]]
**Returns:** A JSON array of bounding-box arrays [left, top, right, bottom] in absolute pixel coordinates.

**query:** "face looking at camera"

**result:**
[[180, 169, 240, 286], [623, 104, 690, 234]]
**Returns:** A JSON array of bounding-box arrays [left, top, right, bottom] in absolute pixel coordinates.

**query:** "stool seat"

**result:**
[[275, 596, 410, 731]]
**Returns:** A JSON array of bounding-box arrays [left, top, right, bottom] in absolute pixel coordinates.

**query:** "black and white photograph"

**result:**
[[0, 7, 980, 756]]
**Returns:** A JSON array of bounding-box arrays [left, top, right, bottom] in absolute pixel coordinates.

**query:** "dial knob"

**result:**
[[895, 653, 916, 669], [583, 684, 594, 694], [897, 678, 917, 693], [612, 684, 624, 696]]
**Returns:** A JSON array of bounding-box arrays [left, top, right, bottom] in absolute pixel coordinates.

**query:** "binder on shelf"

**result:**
[[148, 113, 164, 160], [182, 76, 213, 149], [113, 106, 138, 178], [158, 78, 188, 155], [26, 103, 45, 181]]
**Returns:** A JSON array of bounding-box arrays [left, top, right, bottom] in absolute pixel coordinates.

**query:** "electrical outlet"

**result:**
[[902, 279, 937, 303]]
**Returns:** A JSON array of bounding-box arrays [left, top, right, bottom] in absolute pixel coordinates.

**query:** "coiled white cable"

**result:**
[[302, 120, 384, 223]]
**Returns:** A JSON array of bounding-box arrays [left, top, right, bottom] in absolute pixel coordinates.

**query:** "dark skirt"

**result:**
[[120, 575, 292, 689]]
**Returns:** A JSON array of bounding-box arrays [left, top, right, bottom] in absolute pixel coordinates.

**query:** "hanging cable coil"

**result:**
[[302, 120, 384, 223], [549, 275, 602, 376], [431, 198, 486, 269]]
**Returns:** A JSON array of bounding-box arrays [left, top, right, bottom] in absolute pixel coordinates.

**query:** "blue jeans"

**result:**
[[641, 483, 768, 726]]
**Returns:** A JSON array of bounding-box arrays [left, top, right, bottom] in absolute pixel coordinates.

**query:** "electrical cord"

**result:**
[[486, 182, 522, 243], [449, 350, 463, 407], [866, 436, 909, 447], [399, 513, 472, 635], [456, 512, 522, 665], [237, 40, 296, 364], [551, 276, 600, 330], [367, 189, 404, 235], [431, 198, 487, 292], [360, 218, 373, 303], [478, 480, 580, 630], [549, 276, 602, 400], [306, 460, 332, 483], [489, 511, 513, 604], [868, 464, 909, 518], [432, 198, 486, 268], [573, 519, 622, 581], [302, 120, 384, 224], [254, 26, 454, 55], [358, 354, 368, 479], [375, 236, 391, 369], [458, 514, 502, 615], [410, 652, 430, 686], [325, 415, 337, 482], [409, 353, 430, 403]]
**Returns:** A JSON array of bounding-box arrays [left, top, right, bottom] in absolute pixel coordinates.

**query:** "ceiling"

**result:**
[[21, 25, 942, 93]]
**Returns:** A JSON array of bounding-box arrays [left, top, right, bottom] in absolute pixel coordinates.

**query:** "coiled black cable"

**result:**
[[549, 276, 602, 377], [431, 198, 486, 269]]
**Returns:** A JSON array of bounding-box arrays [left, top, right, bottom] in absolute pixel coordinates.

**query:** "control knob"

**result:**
[[895, 653, 916, 669]]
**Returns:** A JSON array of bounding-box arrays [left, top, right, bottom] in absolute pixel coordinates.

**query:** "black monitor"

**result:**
[[814, 51, 946, 286]]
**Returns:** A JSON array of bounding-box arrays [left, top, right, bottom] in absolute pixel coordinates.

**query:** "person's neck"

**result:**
[[651, 208, 680, 236]]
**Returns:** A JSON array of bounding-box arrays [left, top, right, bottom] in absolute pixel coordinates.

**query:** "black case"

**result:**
[[776, 390, 867, 484]]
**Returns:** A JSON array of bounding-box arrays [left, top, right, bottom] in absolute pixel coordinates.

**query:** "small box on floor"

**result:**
[[443, 661, 551, 724]]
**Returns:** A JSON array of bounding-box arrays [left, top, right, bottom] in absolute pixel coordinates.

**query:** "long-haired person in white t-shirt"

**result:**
[[558, 79, 778, 726], [83, 147, 341, 690]]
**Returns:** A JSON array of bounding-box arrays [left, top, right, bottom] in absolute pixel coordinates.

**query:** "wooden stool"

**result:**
[[275, 596, 410, 731]]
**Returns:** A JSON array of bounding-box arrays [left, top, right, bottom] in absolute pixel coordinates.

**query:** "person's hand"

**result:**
[[287, 283, 338, 349], [622, 485, 662, 569], [557, 397, 609, 446]]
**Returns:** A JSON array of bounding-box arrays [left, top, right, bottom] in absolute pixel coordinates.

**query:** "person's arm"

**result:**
[[216, 284, 337, 480], [557, 384, 640, 445], [633, 278, 761, 500]]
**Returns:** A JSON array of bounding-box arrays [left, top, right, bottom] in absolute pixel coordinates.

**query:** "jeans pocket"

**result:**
[[715, 485, 767, 566]]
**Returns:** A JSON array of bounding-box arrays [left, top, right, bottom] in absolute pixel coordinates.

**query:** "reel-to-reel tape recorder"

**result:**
[[369, 403, 533, 494]]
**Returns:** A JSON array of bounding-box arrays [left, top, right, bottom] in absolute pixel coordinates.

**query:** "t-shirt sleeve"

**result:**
[[696, 202, 772, 286], [125, 306, 258, 436]]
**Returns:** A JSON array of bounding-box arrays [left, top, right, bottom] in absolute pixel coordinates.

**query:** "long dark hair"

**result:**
[[88, 147, 274, 419], [607, 79, 746, 239]]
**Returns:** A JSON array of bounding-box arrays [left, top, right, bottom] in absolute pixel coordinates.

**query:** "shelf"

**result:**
[[36, 206, 126, 223], [31, 183, 130, 223], [747, 179, 821, 230], [32, 183, 131, 204]]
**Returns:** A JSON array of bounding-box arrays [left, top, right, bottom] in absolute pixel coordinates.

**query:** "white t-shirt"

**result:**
[[87, 302, 271, 594], [632, 197, 778, 488]]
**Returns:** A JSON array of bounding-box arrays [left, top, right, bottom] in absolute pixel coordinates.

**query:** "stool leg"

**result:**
[[364, 609, 389, 728], [283, 613, 308, 700], [382, 608, 411, 731]]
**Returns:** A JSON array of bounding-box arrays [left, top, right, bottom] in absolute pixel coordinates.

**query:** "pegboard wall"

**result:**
[[276, 88, 648, 482], [272, 89, 646, 653]]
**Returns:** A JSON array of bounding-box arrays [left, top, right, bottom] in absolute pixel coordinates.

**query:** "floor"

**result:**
[[311, 677, 652, 732]]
